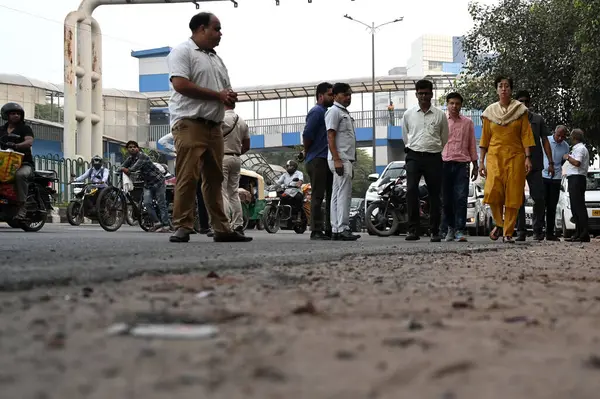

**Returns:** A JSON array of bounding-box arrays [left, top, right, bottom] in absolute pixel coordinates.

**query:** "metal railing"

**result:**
[[34, 154, 122, 205], [147, 109, 484, 141]]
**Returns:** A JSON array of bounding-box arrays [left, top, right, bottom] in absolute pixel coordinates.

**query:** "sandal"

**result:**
[[489, 226, 503, 241], [503, 236, 515, 244]]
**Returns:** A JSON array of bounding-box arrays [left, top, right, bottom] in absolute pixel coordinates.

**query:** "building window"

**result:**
[[428, 61, 443, 71]]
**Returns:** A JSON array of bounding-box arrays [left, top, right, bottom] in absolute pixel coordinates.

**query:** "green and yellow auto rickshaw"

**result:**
[[239, 168, 266, 230]]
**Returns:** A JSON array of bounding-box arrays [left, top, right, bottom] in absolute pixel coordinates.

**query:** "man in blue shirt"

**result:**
[[543, 125, 570, 240], [302, 82, 334, 240]]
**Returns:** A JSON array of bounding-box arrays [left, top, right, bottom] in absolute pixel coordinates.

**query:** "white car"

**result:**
[[365, 161, 406, 212], [555, 169, 600, 238], [466, 183, 486, 235]]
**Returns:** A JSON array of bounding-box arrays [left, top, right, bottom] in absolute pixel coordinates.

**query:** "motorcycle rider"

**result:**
[[73, 155, 109, 185], [276, 160, 304, 187], [121, 141, 170, 232], [0, 102, 34, 220], [71, 155, 109, 211]]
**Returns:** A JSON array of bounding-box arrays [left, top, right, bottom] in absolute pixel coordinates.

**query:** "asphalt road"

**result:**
[[0, 223, 509, 291]]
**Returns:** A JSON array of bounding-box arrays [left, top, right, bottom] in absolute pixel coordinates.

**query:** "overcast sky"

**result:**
[[0, 0, 496, 119]]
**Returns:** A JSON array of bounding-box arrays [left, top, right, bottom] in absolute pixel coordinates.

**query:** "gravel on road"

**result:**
[[1, 239, 599, 399]]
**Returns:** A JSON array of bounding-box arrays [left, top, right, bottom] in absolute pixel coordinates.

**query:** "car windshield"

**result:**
[[381, 167, 407, 181], [587, 172, 600, 190], [351, 198, 362, 208]]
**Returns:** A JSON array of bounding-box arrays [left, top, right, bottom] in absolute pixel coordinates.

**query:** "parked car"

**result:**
[[349, 198, 365, 232], [555, 169, 600, 238], [466, 183, 486, 236], [523, 191, 534, 232], [365, 161, 406, 214]]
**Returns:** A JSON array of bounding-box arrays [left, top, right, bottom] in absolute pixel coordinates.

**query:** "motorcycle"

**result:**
[[365, 175, 431, 237], [66, 174, 126, 232], [0, 134, 58, 232], [262, 178, 308, 234]]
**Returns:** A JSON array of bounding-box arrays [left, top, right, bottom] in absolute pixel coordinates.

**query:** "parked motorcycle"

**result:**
[[262, 178, 308, 234], [365, 175, 431, 236], [0, 134, 58, 232]]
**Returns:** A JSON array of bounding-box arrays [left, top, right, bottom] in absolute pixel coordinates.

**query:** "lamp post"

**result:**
[[344, 14, 403, 173]]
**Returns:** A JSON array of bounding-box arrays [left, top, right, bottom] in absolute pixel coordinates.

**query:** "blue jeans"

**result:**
[[143, 184, 169, 225], [442, 161, 469, 232]]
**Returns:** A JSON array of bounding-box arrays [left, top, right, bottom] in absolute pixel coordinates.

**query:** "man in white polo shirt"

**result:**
[[167, 12, 251, 243], [563, 129, 590, 242], [402, 79, 449, 242], [326, 83, 360, 241]]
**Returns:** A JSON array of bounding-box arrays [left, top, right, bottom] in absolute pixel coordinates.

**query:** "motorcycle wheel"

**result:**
[[67, 201, 84, 226], [125, 206, 138, 226], [138, 203, 154, 232], [262, 205, 279, 234], [96, 187, 125, 232], [293, 210, 308, 234], [365, 201, 400, 237], [20, 217, 46, 232], [6, 220, 20, 228]]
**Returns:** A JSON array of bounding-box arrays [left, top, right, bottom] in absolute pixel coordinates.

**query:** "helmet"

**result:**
[[285, 160, 298, 175], [1, 102, 25, 121], [91, 155, 103, 170]]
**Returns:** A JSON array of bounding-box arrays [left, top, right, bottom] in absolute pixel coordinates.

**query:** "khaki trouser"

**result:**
[[171, 118, 231, 233], [222, 155, 243, 229]]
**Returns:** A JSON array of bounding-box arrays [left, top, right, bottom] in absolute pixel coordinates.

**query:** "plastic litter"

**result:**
[[106, 322, 219, 340]]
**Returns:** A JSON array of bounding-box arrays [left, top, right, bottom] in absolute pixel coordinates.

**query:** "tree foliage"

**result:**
[[455, 0, 600, 159], [34, 103, 64, 123]]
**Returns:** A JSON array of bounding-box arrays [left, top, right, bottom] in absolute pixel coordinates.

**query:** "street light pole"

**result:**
[[344, 15, 403, 173]]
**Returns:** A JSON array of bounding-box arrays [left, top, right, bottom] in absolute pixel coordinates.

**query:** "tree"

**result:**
[[572, 0, 600, 153], [352, 149, 374, 197], [34, 103, 64, 123], [454, 0, 599, 160]]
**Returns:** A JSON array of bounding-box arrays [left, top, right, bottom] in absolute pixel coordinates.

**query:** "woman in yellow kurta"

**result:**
[[479, 76, 535, 243]]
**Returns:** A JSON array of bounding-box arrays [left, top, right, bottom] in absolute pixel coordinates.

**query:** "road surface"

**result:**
[[0, 224, 506, 290]]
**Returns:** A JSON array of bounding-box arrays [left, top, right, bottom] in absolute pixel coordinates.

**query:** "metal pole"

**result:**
[[343, 14, 403, 173], [371, 22, 376, 173]]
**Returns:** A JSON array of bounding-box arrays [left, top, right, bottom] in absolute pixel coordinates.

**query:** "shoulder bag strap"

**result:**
[[223, 115, 240, 138]]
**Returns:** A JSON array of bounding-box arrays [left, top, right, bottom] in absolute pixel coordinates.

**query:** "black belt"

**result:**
[[225, 152, 240, 157], [406, 148, 440, 156], [189, 117, 221, 128]]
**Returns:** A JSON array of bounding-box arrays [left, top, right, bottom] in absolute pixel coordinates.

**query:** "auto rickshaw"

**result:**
[[239, 168, 266, 230]]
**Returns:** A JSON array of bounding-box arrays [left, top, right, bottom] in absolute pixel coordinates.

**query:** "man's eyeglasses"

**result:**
[[416, 92, 433, 97], [127, 146, 137, 149]]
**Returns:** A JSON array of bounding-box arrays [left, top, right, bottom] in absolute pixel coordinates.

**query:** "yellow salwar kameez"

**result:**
[[480, 100, 535, 237]]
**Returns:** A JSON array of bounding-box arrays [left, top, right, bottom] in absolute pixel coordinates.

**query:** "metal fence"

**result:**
[[34, 154, 122, 205], [147, 109, 484, 141]]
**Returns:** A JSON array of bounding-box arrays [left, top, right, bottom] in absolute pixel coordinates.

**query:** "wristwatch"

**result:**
[[548, 161, 555, 165], [525, 155, 531, 158]]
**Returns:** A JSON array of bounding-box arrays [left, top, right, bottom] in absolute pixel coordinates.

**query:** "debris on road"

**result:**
[[195, 290, 215, 299], [291, 300, 318, 315], [107, 322, 219, 340]]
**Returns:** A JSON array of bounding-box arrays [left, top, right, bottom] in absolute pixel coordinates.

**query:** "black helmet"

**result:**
[[1, 102, 25, 121], [91, 155, 103, 170], [285, 160, 298, 174]]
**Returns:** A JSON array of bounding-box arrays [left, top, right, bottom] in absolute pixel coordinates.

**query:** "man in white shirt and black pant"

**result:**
[[326, 83, 360, 241], [564, 128, 590, 242], [402, 79, 449, 242]]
